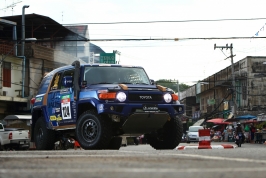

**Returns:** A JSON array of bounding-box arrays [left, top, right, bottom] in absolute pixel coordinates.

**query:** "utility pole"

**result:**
[[214, 43, 237, 116], [21, 5, 29, 98], [176, 80, 180, 102]]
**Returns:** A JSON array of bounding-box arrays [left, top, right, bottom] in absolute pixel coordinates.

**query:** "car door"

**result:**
[[47, 69, 76, 128]]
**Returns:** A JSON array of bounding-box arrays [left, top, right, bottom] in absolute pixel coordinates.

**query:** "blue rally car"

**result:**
[[31, 60, 185, 150]]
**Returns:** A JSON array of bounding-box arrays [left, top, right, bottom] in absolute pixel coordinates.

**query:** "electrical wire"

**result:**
[[61, 18, 266, 25]]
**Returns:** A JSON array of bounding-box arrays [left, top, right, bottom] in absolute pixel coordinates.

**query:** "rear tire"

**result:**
[[147, 116, 183, 150], [34, 117, 56, 150], [75, 110, 112, 150]]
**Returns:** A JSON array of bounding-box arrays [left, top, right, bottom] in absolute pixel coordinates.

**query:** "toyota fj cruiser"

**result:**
[[31, 61, 184, 150]]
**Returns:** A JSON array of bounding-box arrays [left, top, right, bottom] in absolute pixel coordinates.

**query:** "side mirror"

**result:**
[[62, 76, 73, 88], [150, 79, 156, 85]]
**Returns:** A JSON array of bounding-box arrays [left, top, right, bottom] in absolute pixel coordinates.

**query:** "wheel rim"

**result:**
[[81, 119, 98, 142]]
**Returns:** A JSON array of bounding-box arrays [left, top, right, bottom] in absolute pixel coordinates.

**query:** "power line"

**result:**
[[2, 36, 264, 42], [62, 17, 266, 25]]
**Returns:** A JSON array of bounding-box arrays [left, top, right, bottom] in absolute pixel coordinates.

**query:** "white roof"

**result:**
[[4, 115, 31, 120]]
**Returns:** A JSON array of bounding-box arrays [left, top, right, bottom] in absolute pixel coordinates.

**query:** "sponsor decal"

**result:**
[[50, 116, 57, 121], [142, 104, 158, 112], [55, 108, 60, 113], [50, 115, 62, 121], [61, 95, 71, 119], [35, 97, 42, 102]]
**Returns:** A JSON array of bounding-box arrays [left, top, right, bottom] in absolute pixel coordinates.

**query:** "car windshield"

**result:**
[[83, 66, 151, 85], [189, 127, 203, 132]]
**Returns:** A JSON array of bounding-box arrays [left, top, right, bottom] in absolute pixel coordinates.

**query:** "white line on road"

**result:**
[[119, 151, 266, 164]]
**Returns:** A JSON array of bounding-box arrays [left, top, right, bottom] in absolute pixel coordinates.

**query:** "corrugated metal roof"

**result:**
[[1, 13, 87, 41]]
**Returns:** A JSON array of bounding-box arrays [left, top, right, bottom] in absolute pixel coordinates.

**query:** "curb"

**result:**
[[176, 144, 236, 150]]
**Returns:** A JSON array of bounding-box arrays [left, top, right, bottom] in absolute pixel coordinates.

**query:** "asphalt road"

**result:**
[[0, 142, 266, 178]]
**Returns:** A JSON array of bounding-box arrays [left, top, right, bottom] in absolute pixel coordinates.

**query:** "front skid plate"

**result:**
[[122, 112, 169, 134]]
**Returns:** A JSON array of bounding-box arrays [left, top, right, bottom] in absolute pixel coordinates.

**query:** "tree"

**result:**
[[155, 79, 190, 93]]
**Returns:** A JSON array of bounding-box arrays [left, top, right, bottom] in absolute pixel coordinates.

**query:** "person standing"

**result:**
[[244, 124, 250, 143], [250, 123, 256, 143], [235, 123, 244, 147], [222, 126, 228, 142]]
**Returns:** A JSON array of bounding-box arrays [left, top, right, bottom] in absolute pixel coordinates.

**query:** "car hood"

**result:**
[[86, 84, 159, 91], [187, 131, 199, 136]]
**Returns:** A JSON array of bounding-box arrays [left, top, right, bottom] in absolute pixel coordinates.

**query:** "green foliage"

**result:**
[[256, 121, 266, 130], [155, 79, 190, 93]]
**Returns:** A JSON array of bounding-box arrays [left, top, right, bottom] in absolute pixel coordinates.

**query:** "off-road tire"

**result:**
[[75, 110, 112, 150], [107, 137, 122, 150], [34, 117, 56, 150], [147, 116, 183, 150]]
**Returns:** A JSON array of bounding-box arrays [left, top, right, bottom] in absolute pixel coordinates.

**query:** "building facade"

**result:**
[[0, 14, 105, 120], [180, 56, 266, 121]]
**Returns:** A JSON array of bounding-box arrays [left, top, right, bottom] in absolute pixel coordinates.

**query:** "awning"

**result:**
[[235, 114, 256, 120], [193, 119, 205, 126]]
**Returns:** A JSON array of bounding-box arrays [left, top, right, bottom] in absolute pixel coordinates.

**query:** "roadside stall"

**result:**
[[254, 115, 266, 143]]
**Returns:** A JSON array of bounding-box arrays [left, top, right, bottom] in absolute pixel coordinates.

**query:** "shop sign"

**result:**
[[207, 98, 215, 105], [257, 115, 266, 121]]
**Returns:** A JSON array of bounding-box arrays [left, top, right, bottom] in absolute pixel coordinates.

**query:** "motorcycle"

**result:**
[[235, 132, 243, 147]]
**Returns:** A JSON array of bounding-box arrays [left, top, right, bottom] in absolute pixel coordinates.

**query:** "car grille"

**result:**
[[128, 94, 162, 102]]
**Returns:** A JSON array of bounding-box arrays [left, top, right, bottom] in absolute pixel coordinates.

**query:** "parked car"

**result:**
[[0, 123, 30, 150], [186, 126, 204, 143]]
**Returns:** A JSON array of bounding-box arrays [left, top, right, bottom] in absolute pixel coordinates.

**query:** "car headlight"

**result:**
[[116, 92, 126, 102], [163, 93, 172, 103]]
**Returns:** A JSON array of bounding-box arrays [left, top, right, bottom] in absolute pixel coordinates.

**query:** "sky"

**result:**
[[1, 0, 266, 85]]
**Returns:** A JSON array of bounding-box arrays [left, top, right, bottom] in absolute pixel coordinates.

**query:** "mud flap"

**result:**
[[122, 112, 169, 134]]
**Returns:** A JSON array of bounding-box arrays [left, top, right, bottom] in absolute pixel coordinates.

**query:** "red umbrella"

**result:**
[[213, 122, 231, 125], [207, 118, 226, 124]]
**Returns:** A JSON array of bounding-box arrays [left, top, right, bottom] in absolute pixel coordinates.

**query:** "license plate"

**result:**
[[142, 104, 158, 112], [20, 141, 25, 145]]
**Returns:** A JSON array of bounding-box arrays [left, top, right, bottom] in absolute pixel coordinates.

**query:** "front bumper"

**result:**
[[187, 136, 199, 142], [97, 103, 184, 118], [97, 103, 183, 134]]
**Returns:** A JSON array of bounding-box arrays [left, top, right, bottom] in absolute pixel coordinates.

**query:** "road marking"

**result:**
[[0, 167, 266, 173], [1, 150, 266, 164]]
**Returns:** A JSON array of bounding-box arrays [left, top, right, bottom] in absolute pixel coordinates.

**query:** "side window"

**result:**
[[51, 73, 62, 90], [59, 69, 75, 89], [37, 75, 53, 94]]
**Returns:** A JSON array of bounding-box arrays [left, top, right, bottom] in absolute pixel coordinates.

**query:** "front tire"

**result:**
[[34, 117, 56, 150], [75, 110, 112, 150], [147, 116, 183, 150]]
